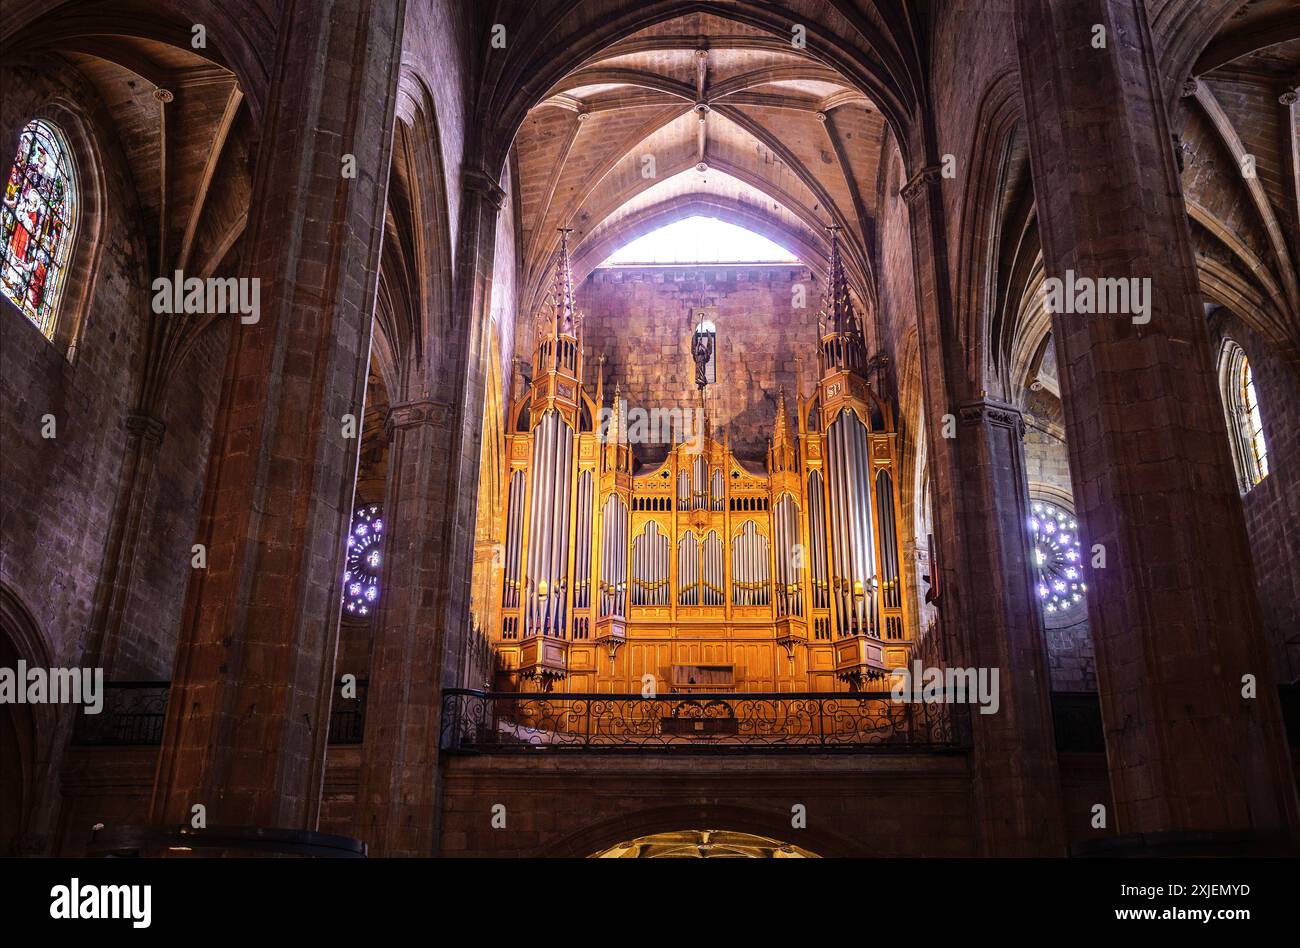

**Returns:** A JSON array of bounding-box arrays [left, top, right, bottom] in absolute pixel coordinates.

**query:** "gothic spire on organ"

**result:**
[[551, 227, 579, 337], [818, 224, 868, 379]]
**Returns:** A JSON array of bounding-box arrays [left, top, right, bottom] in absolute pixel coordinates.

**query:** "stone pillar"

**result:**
[[1016, 0, 1298, 846], [354, 170, 503, 856], [85, 408, 165, 677], [902, 170, 1066, 856], [148, 0, 406, 837]]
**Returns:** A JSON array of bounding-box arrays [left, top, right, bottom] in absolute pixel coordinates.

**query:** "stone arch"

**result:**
[[383, 70, 457, 387], [539, 803, 862, 858], [570, 195, 828, 283], [1150, 0, 1261, 111], [476, 1, 925, 183], [0, 582, 58, 855], [1, 1, 276, 124], [953, 69, 1029, 401]]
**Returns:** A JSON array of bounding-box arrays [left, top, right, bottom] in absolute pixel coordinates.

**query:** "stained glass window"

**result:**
[[2, 119, 77, 337], [1028, 500, 1085, 616], [1240, 357, 1268, 482], [1218, 341, 1269, 491], [343, 504, 384, 617]]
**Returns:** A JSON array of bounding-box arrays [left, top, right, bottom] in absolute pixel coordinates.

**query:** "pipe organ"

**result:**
[[492, 229, 913, 692]]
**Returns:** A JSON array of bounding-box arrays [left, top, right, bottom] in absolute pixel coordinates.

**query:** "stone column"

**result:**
[[354, 169, 503, 856], [85, 409, 165, 677], [903, 169, 1066, 856], [148, 0, 406, 838], [1016, 0, 1298, 846]]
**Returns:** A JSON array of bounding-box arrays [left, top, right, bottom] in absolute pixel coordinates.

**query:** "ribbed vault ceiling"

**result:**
[[513, 11, 886, 321]]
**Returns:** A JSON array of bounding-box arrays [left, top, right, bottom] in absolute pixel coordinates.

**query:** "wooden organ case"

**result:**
[[492, 230, 913, 692]]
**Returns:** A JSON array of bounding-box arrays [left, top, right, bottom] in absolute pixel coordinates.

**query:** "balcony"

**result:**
[[439, 689, 971, 753], [72, 680, 368, 746]]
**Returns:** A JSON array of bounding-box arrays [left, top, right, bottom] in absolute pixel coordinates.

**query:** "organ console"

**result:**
[[492, 227, 913, 692]]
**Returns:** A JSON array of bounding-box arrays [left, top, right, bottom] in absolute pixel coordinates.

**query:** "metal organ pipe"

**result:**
[[876, 470, 900, 626], [827, 417, 848, 633], [537, 411, 555, 635], [555, 423, 571, 632], [660, 528, 669, 605], [574, 471, 592, 609], [678, 536, 697, 606], [808, 471, 828, 610], [502, 471, 526, 610], [774, 495, 800, 618], [524, 410, 575, 637], [826, 410, 876, 637], [632, 530, 640, 606]]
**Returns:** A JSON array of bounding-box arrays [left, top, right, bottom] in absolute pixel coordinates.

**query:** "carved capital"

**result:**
[[1181, 78, 1200, 98], [900, 165, 941, 205], [385, 399, 452, 437], [462, 168, 505, 211], [125, 409, 166, 444], [956, 398, 1025, 437], [1280, 89, 1298, 106]]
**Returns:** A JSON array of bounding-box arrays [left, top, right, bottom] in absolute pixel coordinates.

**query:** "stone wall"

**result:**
[[1208, 308, 1300, 684], [576, 264, 821, 463], [1023, 384, 1096, 693], [0, 52, 223, 679]]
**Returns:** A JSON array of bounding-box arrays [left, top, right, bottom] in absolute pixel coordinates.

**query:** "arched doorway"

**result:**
[[0, 585, 51, 855], [591, 829, 818, 858]]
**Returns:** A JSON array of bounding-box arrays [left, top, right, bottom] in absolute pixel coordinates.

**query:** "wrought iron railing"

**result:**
[[74, 681, 169, 746], [439, 689, 971, 752], [72, 680, 370, 746]]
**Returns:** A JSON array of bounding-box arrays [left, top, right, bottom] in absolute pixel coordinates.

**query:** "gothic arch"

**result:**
[[1150, 0, 1267, 110], [0, 582, 57, 855], [0, 1, 275, 124], [476, 1, 926, 182], [570, 195, 828, 283], [953, 69, 1030, 400], [538, 803, 861, 858], [386, 71, 456, 384]]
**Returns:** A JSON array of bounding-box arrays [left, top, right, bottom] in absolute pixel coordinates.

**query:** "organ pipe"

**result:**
[[574, 471, 593, 609], [807, 471, 828, 609], [774, 494, 802, 618], [502, 470, 526, 609], [876, 469, 901, 613], [678, 535, 698, 605], [525, 410, 575, 637], [827, 409, 875, 636], [600, 494, 628, 616], [732, 521, 770, 607]]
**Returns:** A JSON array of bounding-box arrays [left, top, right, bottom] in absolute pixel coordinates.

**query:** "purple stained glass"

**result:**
[[1029, 501, 1086, 616], [343, 504, 383, 615]]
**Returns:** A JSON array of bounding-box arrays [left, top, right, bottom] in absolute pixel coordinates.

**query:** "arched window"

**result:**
[[2, 119, 78, 338], [599, 215, 797, 266], [1218, 341, 1269, 491], [343, 504, 384, 617]]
